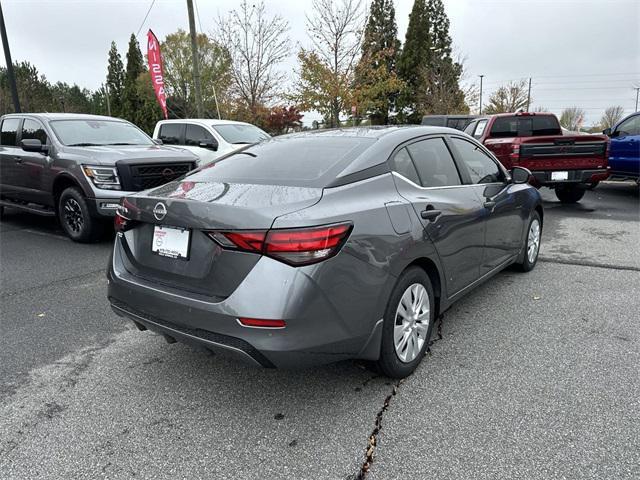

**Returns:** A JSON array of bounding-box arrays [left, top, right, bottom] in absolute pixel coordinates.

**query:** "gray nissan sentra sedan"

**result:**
[[107, 126, 543, 378]]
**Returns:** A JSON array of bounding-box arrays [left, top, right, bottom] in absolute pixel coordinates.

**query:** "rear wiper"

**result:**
[[67, 142, 103, 147]]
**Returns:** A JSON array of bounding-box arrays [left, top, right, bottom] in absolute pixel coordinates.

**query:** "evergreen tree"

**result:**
[[355, 0, 402, 124], [106, 41, 125, 117], [397, 0, 432, 123], [122, 34, 146, 124]]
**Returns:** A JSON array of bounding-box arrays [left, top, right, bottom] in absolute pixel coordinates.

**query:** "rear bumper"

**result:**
[[107, 238, 386, 368], [530, 168, 609, 187]]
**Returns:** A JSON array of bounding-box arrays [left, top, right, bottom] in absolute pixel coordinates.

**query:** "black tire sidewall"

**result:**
[[377, 267, 435, 378], [555, 185, 585, 203], [519, 211, 542, 272], [58, 187, 99, 242]]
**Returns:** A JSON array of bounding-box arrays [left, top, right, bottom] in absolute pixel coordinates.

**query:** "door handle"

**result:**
[[421, 206, 442, 221], [13, 156, 22, 163], [483, 200, 496, 209]]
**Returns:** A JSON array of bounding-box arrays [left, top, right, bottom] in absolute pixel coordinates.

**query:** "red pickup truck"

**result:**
[[463, 112, 609, 203]]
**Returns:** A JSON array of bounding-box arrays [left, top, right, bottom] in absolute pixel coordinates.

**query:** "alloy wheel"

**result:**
[[394, 283, 430, 363], [64, 198, 84, 233], [527, 219, 541, 264]]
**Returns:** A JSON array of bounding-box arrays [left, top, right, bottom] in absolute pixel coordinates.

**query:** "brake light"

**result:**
[[509, 144, 520, 164], [207, 222, 353, 266], [114, 210, 134, 233]]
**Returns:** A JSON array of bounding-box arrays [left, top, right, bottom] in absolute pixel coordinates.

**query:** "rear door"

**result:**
[[15, 118, 51, 205], [448, 136, 525, 274], [0, 117, 23, 199], [391, 136, 485, 295]]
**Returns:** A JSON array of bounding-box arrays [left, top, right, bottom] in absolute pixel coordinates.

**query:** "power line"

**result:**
[[136, 0, 157, 38]]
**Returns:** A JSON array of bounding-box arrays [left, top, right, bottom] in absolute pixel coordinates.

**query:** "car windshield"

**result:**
[[187, 136, 375, 187], [211, 124, 270, 144], [50, 120, 153, 146]]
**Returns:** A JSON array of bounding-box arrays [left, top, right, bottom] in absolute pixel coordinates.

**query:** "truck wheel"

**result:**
[[555, 185, 585, 203], [58, 187, 103, 242], [376, 267, 435, 378]]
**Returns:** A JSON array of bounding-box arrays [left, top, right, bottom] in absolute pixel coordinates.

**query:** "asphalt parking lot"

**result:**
[[1, 182, 639, 479]]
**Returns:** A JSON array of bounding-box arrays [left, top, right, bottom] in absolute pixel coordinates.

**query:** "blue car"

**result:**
[[605, 112, 640, 182]]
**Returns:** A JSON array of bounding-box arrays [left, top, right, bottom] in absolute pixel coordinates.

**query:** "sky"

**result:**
[[1, 0, 639, 126]]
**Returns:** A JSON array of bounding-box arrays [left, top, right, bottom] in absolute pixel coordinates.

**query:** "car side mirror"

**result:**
[[199, 139, 218, 151], [511, 166, 532, 184], [153, 138, 163, 145], [602, 128, 611, 136], [21, 139, 49, 154]]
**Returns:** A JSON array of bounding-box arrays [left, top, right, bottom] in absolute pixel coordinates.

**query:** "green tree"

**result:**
[[161, 29, 232, 118], [559, 107, 585, 132], [122, 34, 146, 123], [134, 72, 163, 134], [0, 62, 53, 113], [106, 41, 125, 117], [600, 105, 625, 130], [51, 82, 92, 113], [484, 80, 530, 114], [397, 0, 431, 123], [354, 0, 402, 124]]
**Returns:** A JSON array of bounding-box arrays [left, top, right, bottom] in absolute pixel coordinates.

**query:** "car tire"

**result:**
[[376, 267, 435, 379], [515, 211, 542, 272], [58, 187, 103, 242], [555, 185, 585, 203]]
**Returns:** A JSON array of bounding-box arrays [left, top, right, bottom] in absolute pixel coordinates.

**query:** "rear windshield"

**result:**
[[212, 124, 270, 144], [490, 115, 561, 138], [186, 136, 375, 187]]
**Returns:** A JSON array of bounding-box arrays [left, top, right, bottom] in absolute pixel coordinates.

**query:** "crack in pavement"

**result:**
[[0, 267, 107, 298], [539, 256, 640, 272], [350, 313, 446, 479]]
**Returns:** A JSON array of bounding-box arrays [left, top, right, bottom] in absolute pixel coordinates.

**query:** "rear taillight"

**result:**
[[207, 222, 353, 266], [114, 210, 130, 232], [509, 144, 520, 163]]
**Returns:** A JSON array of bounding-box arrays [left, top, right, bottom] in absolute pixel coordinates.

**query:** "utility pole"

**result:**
[[0, 2, 21, 113], [635, 87, 639, 112], [103, 83, 112, 116], [478, 75, 484, 115], [187, 0, 204, 118], [526, 77, 532, 112]]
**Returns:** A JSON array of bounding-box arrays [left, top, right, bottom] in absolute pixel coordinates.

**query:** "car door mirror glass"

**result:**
[[511, 166, 531, 184], [199, 139, 218, 151], [153, 138, 163, 145], [602, 128, 611, 136]]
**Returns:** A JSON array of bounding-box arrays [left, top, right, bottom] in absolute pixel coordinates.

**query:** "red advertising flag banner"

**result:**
[[147, 29, 168, 119]]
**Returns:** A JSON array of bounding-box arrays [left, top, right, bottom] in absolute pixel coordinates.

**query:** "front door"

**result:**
[[391, 137, 485, 296], [448, 136, 526, 274], [0, 117, 23, 199], [15, 118, 51, 205], [610, 114, 640, 176]]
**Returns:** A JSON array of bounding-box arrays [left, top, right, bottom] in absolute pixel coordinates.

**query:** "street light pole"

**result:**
[[0, 1, 21, 113], [187, 0, 204, 118], [478, 75, 484, 115], [635, 87, 639, 112]]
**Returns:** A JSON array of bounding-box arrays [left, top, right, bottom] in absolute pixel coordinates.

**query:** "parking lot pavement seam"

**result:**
[[539, 256, 640, 272], [0, 267, 107, 298], [350, 313, 446, 480]]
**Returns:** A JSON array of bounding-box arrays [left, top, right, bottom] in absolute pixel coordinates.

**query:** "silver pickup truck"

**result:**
[[0, 113, 197, 242]]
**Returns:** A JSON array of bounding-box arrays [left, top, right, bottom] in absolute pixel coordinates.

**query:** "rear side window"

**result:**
[[473, 120, 487, 138], [490, 115, 561, 137], [185, 124, 214, 146], [451, 137, 502, 184], [391, 148, 420, 184], [21, 119, 48, 144], [159, 123, 184, 145], [1, 118, 20, 146], [187, 136, 375, 187], [407, 138, 461, 187]]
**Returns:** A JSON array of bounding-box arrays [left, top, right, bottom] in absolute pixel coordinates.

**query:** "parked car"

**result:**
[[464, 112, 610, 203], [153, 119, 270, 165], [0, 113, 197, 242], [603, 112, 640, 182], [421, 114, 478, 131], [108, 126, 543, 378]]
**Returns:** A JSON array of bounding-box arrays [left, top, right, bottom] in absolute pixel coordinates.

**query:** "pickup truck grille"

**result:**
[[117, 162, 195, 191], [520, 141, 607, 159]]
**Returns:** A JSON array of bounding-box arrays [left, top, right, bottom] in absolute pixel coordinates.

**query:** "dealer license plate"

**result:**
[[551, 171, 569, 181], [152, 225, 190, 260]]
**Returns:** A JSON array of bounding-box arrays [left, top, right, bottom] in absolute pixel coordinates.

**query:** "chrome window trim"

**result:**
[[391, 171, 505, 190]]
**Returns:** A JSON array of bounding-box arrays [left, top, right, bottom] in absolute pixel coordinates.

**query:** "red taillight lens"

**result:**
[[238, 317, 286, 328], [208, 222, 352, 266], [509, 144, 520, 163], [114, 211, 130, 232]]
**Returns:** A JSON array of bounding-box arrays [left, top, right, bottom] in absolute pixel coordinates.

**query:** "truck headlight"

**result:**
[[82, 165, 121, 190]]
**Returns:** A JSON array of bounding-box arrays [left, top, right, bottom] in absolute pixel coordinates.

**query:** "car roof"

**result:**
[[157, 118, 255, 126], [1, 112, 128, 122], [283, 125, 456, 140]]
